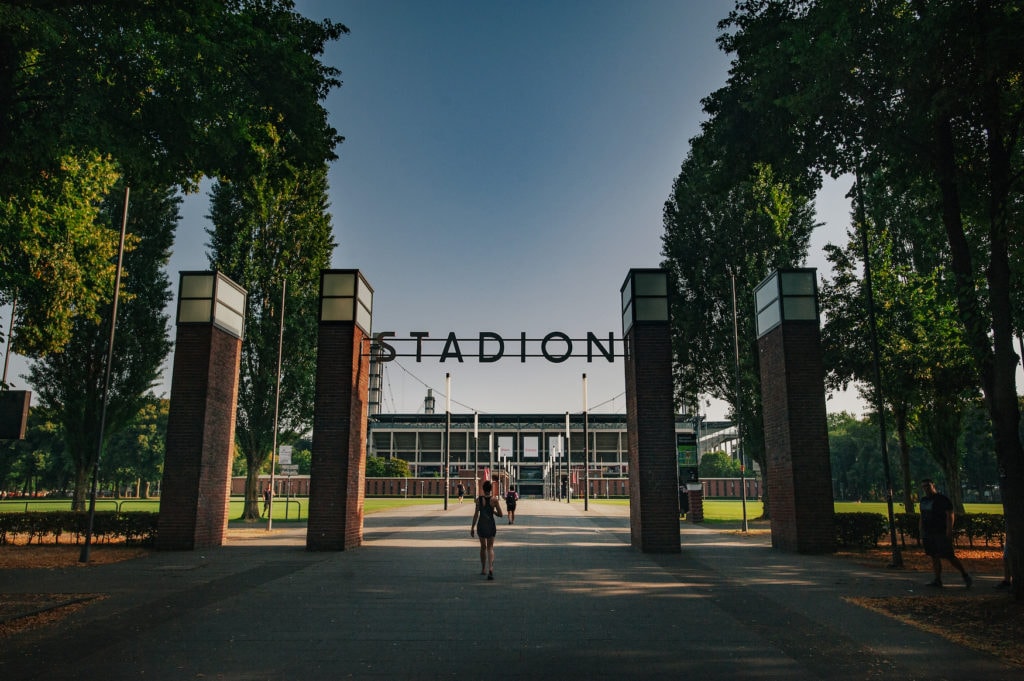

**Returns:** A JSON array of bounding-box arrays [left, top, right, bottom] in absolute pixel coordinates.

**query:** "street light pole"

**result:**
[[444, 373, 451, 510], [730, 269, 748, 533], [80, 186, 129, 563], [267, 279, 286, 531], [856, 169, 903, 568], [583, 373, 589, 511]]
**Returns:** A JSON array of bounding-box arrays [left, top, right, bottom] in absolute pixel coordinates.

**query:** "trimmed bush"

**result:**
[[0, 511, 158, 546], [835, 512, 887, 549]]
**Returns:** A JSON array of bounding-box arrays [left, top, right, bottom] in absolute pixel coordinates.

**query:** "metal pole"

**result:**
[[583, 373, 589, 511], [2, 295, 15, 387], [268, 279, 286, 531], [444, 373, 450, 510], [474, 411, 479, 495], [565, 411, 570, 503], [856, 170, 903, 568], [731, 271, 748, 533], [80, 186, 129, 563]]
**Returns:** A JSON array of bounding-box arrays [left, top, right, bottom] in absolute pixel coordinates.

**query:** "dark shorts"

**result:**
[[923, 533, 955, 559], [506, 502, 516, 512]]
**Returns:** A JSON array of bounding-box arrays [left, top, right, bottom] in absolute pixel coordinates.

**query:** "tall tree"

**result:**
[[663, 152, 817, 510], [27, 185, 176, 509], [208, 130, 335, 521]]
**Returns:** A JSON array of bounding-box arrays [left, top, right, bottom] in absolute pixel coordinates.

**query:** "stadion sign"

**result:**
[[371, 331, 623, 364]]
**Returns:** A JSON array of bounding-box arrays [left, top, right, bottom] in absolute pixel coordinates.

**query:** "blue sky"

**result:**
[[4, 0, 870, 419]]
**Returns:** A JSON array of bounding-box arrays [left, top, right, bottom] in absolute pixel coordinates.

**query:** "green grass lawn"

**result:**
[[1, 497, 1005, 523], [0, 496, 449, 522]]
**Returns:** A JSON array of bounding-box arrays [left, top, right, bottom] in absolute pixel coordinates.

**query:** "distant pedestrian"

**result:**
[[457, 481, 465, 503], [262, 484, 272, 517], [505, 486, 519, 524], [470, 479, 503, 580], [919, 479, 971, 588]]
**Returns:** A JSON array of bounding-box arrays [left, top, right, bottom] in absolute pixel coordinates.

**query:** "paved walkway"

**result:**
[[0, 500, 1017, 680]]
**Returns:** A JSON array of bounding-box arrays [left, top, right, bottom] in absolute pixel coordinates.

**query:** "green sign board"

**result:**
[[676, 432, 697, 467]]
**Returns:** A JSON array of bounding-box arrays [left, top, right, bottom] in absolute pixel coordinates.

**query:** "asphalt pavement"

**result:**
[[0, 499, 1018, 680]]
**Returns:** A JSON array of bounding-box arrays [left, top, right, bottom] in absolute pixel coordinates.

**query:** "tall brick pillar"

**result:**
[[157, 272, 246, 550], [307, 270, 373, 551], [755, 269, 835, 554], [622, 269, 680, 553]]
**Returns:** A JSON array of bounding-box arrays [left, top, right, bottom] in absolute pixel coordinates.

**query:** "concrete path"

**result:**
[[0, 500, 1017, 680]]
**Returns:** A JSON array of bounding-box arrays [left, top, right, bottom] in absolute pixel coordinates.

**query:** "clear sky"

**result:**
[[3, 0, 873, 419]]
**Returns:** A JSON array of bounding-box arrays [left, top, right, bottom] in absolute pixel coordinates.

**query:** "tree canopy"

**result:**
[[0, 1, 347, 356]]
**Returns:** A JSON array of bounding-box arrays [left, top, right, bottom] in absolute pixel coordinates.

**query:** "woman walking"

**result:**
[[470, 479, 503, 580]]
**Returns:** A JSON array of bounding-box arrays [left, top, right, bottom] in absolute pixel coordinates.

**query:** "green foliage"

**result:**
[[835, 512, 888, 549], [208, 130, 336, 520], [27, 186, 177, 508], [698, 450, 742, 478], [0, 511, 157, 546], [366, 456, 412, 478], [0, 2, 348, 357], [0, 151, 121, 356]]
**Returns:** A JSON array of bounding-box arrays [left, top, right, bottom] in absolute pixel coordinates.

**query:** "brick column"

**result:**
[[622, 269, 680, 553], [157, 272, 245, 550], [307, 271, 372, 551], [756, 270, 835, 554]]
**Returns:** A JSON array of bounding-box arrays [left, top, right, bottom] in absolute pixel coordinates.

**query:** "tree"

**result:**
[[103, 398, 168, 499], [1, 2, 347, 355], [27, 186, 176, 509], [208, 131, 335, 521], [662, 151, 818, 516], [0, 405, 72, 496], [0, 151, 121, 358], [719, 0, 1024, 597], [698, 450, 743, 479], [820, 168, 979, 513]]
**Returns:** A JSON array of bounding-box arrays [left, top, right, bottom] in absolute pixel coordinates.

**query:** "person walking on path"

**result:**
[[919, 479, 972, 588], [470, 479, 503, 580], [262, 484, 272, 518], [456, 481, 465, 504], [505, 486, 519, 524]]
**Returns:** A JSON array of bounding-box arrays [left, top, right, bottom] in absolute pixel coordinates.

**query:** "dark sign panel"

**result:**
[[0, 390, 30, 440]]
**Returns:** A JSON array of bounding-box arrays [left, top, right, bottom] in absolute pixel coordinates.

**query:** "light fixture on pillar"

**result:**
[[319, 269, 373, 334], [177, 271, 247, 339], [754, 269, 818, 338], [621, 269, 669, 335]]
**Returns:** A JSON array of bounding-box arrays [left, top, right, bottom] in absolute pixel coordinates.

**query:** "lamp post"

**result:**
[[267, 279, 286, 531], [80, 186, 129, 563], [855, 172, 903, 568], [564, 411, 570, 503], [583, 373, 589, 511], [730, 269, 748, 533], [445, 372, 451, 510]]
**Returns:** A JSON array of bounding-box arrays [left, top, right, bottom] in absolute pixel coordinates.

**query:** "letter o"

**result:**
[[541, 332, 572, 363]]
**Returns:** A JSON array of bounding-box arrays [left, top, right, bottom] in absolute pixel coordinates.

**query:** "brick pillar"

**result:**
[[686, 482, 704, 523], [307, 271, 372, 551], [758, 320, 835, 554], [157, 324, 242, 550], [622, 269, 680, 553]]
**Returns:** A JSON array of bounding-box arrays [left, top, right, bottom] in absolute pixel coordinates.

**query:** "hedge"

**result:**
[[836, 511, 1006, 550], [0, 511, 158, 546]]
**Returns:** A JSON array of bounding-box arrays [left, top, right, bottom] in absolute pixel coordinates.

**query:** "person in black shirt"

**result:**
[[918, 479, 972, 588]]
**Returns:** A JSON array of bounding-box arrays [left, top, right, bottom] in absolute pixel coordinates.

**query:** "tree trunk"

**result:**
[[933, 115, 1024, 599], [72, 467, 89, 511], [893, 404, 915, 514], [241, 465, 262, 521]]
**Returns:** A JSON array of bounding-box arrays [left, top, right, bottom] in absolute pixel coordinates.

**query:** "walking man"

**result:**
[[919, 479, 971, 588]]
